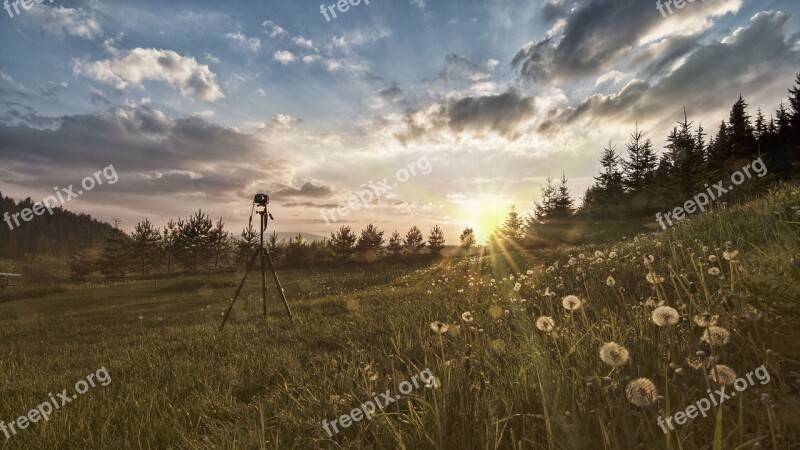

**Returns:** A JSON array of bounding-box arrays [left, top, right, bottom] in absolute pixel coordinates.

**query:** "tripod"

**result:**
[[219, 202, 294, 330]]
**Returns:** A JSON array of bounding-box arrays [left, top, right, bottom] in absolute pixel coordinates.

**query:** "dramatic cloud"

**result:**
[[395, 91, 536, 143], [513, 0, 742, 83], [75, 48, 224, 101]]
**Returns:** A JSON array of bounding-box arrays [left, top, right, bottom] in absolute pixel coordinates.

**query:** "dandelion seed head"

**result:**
[[461, 311, 474, 322], [709, 364, 737, 385], [606, 276, 616, 287], [562, 295, 582, 311], [652, 306, 680, 327], [626, 378, 658, 407], [599, 342, 630, 367], [536, 316, 555, 332], [693, 313, 718, 327], [430, 321, 449, 334], [708, 267, 721, 276], [701, 326, 731, 346]]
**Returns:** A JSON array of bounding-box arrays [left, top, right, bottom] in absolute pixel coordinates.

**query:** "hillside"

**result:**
[[0, 183, 797, 449]]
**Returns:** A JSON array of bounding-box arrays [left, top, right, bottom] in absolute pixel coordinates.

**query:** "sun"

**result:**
[[456, 194, 513, 243]]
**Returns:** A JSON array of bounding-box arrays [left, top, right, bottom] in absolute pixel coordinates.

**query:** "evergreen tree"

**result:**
[[356, 224, 385, 252], [621, 126, 658, 193], [427, 225, 445, 255], [404, 226, 425, 254], [499, 205, 525, 243], [387, 231, 403, 255], [98, 219, 129, 280], [128, 218, 161, 277], [209, 217, 230, 271], [237, 223, 259, 265], [329, 226, 357, 258], [161, 220, 179, 275], [459, 227, 476, 251], [727, 95, 757, 159], [174, 210, 214, 273]]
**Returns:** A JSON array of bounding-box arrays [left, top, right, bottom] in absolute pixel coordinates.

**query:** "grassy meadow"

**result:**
[[1, 184, 799, 450]]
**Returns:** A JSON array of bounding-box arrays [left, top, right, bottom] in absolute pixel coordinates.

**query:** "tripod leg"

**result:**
[[219, 249, 259, 331], [261, 248, 268, 317], [265, 250, 294, 321]]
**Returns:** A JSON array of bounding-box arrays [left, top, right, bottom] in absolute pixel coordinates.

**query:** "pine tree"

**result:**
[[237, 223, 259, 265], [329, 226, 357, 258], [209, 217, 230, 271], [162, 220, 179, 275], [427, 225, 445, 255], [356, 224, 385, 252], [459, 227, 476, 251], [727, 95, 757, 159], [128, 218, 161, 277], [621, 126, 658, 193], [174, 210, 214, 273], [404, 226, 425, 254], [499, 205, 525, 243], [387, 231, 403, 255], [98, 219, 129, 280]]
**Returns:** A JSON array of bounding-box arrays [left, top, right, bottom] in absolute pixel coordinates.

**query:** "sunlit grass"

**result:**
[[1, 185, 799, 449]]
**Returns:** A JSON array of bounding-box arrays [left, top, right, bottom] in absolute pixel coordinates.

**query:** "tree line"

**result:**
[[491, 73, 800, 247], [67, 210, 470, 280]]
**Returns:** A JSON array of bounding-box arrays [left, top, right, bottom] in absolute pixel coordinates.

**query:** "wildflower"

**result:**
[[708, 255, 718, 262], [568, 257, 577, 265], [536, 316, 555, 332], [430, 321, 449, 334], [425, 376, 441, 389], [709, 364, 737, 385], [461, 311, 474, 322], [595, 251, 604, 258], [626, 378, 658, 407], [652, 306, 680, 327], [609, 251, 618, 258], [644, 254, 655, 264], [562, 295, 582, 311], [693, 313, 718, 327], [527, 270, 533, 275], [599, 342, 630, 367], [723, 250, 739, 261], [514, 282, 522, 291], [701, 326, 731, 346], [138, 315, 144, 320], [606, 276, 616, 287], [646, 273, 664, 284], [708, 267, 721, 276]]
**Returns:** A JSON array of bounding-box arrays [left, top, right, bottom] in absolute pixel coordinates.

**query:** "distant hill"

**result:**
[[0, 192, 115, 258]]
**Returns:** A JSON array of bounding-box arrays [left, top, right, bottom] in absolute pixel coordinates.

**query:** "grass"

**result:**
[[1, 184, 799, 449]]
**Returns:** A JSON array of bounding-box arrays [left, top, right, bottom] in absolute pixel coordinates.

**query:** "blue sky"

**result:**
[[1, 0, 799, 241]]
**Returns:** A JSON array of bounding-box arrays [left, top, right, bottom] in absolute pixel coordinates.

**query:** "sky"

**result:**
[[1, 0, 799, 242]]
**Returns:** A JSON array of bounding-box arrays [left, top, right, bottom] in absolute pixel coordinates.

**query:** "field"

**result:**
[[1, 185, 799, 450]]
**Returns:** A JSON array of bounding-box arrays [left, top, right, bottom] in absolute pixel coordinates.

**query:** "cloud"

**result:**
[[542, 11, 800, 132], [24, 6, 102, 39], [0, 105, 290, 200], [441, 54, 491, 82], [225, 31, 261, 52], [273, 50, 296, 65], [75, 48, 224, 101], [395, 91, 536, 143], [262, 20, 288, 38], [513, 0, 743, 83], [273, 182, 334, 198]]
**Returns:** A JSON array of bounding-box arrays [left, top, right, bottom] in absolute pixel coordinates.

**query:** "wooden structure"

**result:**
[[0, 273, 21, 288]]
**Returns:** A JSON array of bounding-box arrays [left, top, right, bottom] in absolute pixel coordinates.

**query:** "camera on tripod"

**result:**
[[254, 193, 270, 206]]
